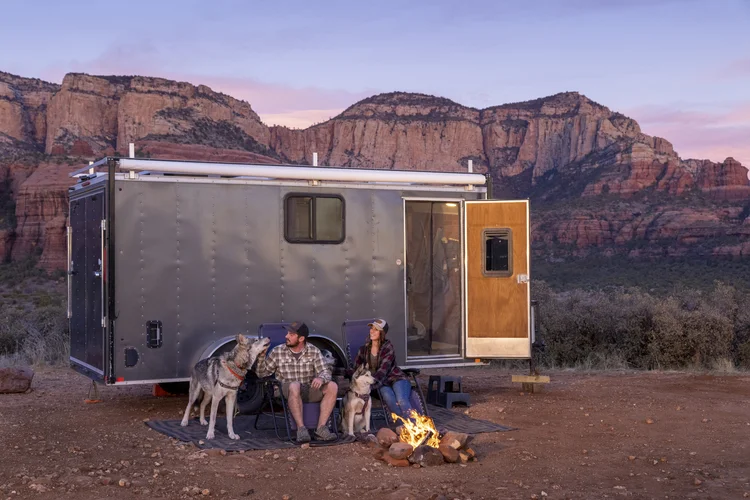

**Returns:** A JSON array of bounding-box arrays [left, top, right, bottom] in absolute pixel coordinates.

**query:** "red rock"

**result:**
[[0, 72, 57, 147], [438, 443, 459, 463], [0, 366, 34, 393], [409, 445, 445, 467], [440, 431, 471, 450], [388, 442, 414, 460], [1, 72, 748, 269], [10, 162, 78, 271], [376, 428, 399, 447], [381, 453, 410, 467]]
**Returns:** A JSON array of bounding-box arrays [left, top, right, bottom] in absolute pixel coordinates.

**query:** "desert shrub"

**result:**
[[738, 342, 750, 369], [534, 283, 654, 368], [0, 257, 47, 281], [0, 296, 68, 366], [646, 296, 733, 369], [533, 280, 745, 370]]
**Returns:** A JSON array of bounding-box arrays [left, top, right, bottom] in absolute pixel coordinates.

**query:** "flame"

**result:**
[[391, 409, 440, 448]]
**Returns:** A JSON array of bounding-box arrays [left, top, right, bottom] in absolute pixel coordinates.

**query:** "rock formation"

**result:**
[[0, 71, 748, 270]]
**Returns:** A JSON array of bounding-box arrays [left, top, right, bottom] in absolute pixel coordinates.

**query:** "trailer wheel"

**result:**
[[307, 337, 348, 370]]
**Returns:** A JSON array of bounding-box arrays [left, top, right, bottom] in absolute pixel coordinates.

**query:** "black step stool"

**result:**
[[427, 375, 471, 408]]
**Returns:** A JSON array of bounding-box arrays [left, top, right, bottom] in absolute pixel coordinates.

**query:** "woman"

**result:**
[[352, 318, 414, 420]]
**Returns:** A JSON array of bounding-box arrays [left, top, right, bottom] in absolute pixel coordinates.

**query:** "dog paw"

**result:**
[[200, 419, 208, 426], [229, 433, 240, 440], [206, 431, 215, 440], [180, 420, 188, 427]]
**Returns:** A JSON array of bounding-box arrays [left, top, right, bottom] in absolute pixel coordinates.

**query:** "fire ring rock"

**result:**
[[0, 366, 34, 393], [376, 428, 399, 447], [388, 442, 414, 460], [410, 445, 445, 467]]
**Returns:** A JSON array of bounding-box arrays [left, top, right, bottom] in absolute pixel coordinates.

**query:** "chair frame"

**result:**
[[341, 319, 430, 430], [252, 322, 340, 442]]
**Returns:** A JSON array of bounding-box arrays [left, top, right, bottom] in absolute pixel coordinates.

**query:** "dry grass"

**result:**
[[533, 280, 750, 371], [0, 260, 68, 367]]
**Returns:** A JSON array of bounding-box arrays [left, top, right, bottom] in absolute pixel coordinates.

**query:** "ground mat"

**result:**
[[146, 405, 513, 451]]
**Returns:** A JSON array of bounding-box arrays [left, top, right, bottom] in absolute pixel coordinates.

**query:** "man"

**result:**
[[255, 321, 338, 442]]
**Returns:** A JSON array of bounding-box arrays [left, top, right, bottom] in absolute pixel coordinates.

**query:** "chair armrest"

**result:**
[[259, 375, 281, 388], [402, 368, 420, 376]]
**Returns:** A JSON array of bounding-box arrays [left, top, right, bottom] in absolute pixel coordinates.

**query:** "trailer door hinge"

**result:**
[[101, 219, 106, 231]]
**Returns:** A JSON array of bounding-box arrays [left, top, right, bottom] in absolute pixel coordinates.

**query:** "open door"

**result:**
[[69, 191, 106, 375], [464, 200, 530, 358]]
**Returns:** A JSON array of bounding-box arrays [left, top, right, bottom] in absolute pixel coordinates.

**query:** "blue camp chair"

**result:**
[[342, 319, 429, 429], [252, 322, 339, 442]]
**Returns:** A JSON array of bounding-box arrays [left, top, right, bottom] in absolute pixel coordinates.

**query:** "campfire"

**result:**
[[367, 410, 477, 467], [391, 410, 440, 448]]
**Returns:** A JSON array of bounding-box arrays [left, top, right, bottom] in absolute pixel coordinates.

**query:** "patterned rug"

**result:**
[[146, 404, 513, 451]]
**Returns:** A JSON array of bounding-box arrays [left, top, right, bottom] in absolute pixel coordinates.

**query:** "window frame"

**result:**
[[283, 193, 346, 244], [482, 228, 513, 277]]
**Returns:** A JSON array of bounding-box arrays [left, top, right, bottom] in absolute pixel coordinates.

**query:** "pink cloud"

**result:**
[[628, 102, 750, 168], [186, 76, 371, 115], [37, 41, 375, 125], [257, 109, 346, 129], [723, 58, 750, 78]]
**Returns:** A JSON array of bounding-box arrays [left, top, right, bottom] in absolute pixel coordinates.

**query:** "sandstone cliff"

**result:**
[[0, 72, 748, 271], [272, 91, 749, 202], [0, 71, 59, 150], [44, 73, 273, 158]]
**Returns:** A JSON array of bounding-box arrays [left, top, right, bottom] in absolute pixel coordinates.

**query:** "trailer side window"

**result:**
[[285, 194, 345, 244], [483, 228, 512, 277]]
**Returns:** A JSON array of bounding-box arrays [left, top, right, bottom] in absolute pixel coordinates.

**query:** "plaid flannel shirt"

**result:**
[[353, 339, 406, 389], [255, 342, 332, 384]]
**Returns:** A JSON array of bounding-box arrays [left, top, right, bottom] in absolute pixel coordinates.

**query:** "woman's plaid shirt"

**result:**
[[255, 342, 332, 384]]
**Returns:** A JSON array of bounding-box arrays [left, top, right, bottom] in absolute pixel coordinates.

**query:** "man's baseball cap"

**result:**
[[368, 319, 389, 332], [287, 321, 309, 337]]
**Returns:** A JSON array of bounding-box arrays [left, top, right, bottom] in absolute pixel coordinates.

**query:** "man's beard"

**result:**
[[286, 339, 300, 348]]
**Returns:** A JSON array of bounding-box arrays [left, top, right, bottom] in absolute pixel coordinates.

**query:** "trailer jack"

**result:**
[[84, 381, 102, 404]]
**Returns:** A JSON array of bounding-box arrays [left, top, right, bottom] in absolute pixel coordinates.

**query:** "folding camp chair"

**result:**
[[341, 319, 429, 430], [252, 322, 339, 442]]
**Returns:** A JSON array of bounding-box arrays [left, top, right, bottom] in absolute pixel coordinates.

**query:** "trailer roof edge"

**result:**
[[116, 158, 487, 186]]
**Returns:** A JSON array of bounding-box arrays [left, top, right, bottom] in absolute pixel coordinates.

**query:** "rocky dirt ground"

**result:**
[[1, 366, 749, 500]]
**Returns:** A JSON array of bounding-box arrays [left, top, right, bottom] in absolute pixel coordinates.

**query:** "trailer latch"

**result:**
[[146, 320, 163, 348]]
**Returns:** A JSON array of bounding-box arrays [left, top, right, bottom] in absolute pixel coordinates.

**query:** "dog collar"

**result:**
[[225, 361, 245, 381], [218, 380, 240, 391]]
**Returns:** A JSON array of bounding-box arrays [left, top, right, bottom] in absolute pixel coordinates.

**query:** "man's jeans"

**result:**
[[379, 379, 414, 420]]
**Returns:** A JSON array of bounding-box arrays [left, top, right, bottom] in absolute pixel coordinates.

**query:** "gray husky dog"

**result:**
[[340, 365, 376, 436], [180, 334, 270, 440]]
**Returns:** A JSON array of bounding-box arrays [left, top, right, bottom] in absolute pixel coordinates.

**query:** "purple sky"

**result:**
[[2, 0, 748, 166]]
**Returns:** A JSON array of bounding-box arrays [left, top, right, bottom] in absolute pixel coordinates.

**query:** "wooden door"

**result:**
[[464, 200, 530, 358]]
